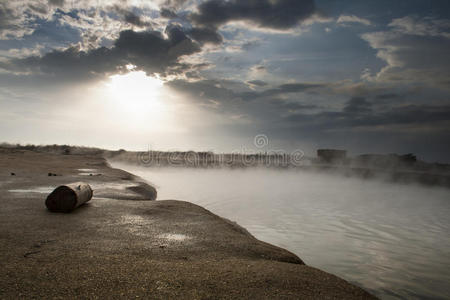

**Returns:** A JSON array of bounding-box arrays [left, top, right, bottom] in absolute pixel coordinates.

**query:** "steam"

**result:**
[[111, 161, 450, 299]]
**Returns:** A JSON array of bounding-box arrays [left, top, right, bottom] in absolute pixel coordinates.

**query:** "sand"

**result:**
[[0, 149, 376, 299]]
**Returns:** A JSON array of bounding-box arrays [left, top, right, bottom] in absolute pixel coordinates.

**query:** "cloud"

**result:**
[[343, 97, 372, 114], [167, 79, 241, 103], [0, 45, 45, 59], [236, 82, 324, 100], [270, 99, 318, 111], [188, 27, 223, 45], [337, 15, 371, 26], [375, 93, 399, 100], [1, 26, 203, 80], [190, 0, 316, 30], [28, 2, 49, 15], [48, 0, 64, 6], [112, 5, 154, 28], [167, 78, 324, 104], [1, 0, 449, 161], [115, 26, 201, 74], [362, 16, 450, 89], [0, 2, 35, 39], [240, 82, 324, 101], [0, 0, 166, 44], [160, 8, 178, 19], [168, 78, 450, 157], [168, 75, 450, 129], [285, 103, 450, 133], [161, 0, 190, 10], [273, 83, 323, 94], [247, 80, 268, 87], [389, 16, 450, 38], [222, 37, 263, 53]]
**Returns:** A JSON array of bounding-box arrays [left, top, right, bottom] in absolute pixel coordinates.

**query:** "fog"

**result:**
[[111, 162, 450, 300]]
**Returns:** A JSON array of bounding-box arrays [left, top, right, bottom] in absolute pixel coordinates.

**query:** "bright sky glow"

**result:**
[[105, 71, 167, 129]]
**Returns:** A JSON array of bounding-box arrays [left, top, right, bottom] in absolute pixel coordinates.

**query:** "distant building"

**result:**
[[317, 149, 347, 164]]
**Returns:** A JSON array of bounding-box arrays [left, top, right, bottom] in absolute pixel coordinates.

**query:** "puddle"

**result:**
[[9, 186, 54, 194], [78, 168, 97, 172], [90, 182, 138, 190], [158, 233, 190, 242]]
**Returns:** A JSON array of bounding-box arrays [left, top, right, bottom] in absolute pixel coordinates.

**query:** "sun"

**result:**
[[105, 70, 166, 128]]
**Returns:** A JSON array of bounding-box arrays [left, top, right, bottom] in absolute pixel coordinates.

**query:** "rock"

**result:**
[[126, 183, 157, 200]]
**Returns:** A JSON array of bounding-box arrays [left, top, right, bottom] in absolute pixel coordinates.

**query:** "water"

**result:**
[[111, 162, 450, 299]]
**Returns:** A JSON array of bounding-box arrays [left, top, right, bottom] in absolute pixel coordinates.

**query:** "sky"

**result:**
[[0, 0, 450, 162]]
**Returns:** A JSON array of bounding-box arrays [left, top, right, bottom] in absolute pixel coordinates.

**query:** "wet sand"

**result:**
[[0, 149, 375, 299]]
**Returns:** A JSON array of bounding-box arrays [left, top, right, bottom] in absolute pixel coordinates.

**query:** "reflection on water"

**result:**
[[112, 162, 450, 300]]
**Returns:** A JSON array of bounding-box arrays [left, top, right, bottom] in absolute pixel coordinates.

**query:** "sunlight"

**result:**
[[78, 68, 218, 149], [105, 70, 166, 128]]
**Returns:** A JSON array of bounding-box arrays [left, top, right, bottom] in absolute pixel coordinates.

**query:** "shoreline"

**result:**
[[107, 150, 450, 189], [0, 149, 376, 299]]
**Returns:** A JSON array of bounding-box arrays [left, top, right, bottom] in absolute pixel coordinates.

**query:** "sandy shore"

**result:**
[[0, 149, 375, 299]]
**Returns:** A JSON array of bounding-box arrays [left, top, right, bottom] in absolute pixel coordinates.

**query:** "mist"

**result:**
[[111, 162, 450, 299]]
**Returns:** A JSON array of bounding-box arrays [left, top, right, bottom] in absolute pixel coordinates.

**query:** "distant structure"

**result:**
[[317, 149, 347, 164]]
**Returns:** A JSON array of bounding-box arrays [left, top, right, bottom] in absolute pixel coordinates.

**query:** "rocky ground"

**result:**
[[0, 149, 375, 299]]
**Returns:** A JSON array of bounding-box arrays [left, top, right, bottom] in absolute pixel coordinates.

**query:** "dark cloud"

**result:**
[[185, 71, 202, 79], [112, 5, 153, 27], [171, 77, 450, 123], [162, 0, 189, 10], [54, 8, 80, 20], [276, 83, 323, 93], [375, 105, 450, 126], [190, 0, 316, 30], [286, 104, 450, 129], [270, 99, 317, 111], [168, 78, 450, 159], [188, 27, 223, 45], [48, 0, 64, 6], [343, 97, 372, 114], [375, 93, 399, 100], [267, 107, 450, 162], [123, 13, 151, 27], [28, 3, 49, 15], [247, 80, 268, 87], [114, 26, 201, 74], [1, 26, 203, 80], [240, 83, 324, 100], [160, 8, 178, 19], [6, 45, 119, 81], [168, 79, 324, 103], [167, 79, 238, 102]]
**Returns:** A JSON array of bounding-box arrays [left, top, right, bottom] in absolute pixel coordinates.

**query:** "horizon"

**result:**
[[2, 141, 443, 165], [1, 0, 450, 162]]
